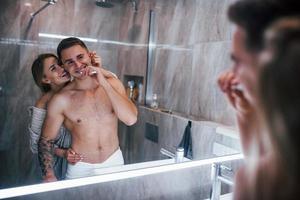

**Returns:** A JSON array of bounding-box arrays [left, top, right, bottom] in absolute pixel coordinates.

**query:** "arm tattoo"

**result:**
[[38, 136, 55, 177]]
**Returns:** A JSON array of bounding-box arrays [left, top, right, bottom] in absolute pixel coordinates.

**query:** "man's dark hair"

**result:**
[[57, 37, 88, 62], [228, 0, 300, 53], [31, 53, 57, 93]]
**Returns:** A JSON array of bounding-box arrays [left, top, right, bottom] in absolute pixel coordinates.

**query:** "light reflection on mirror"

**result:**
[[0, 153, 243, 199]]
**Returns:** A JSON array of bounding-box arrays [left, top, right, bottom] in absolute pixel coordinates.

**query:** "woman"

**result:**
[[29, 53, 81, 180], [257, 17, 300, 199], [234, 17, 300, 200]]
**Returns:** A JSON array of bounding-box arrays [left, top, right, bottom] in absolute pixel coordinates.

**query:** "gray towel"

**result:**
[[178, 121, 193, 159]]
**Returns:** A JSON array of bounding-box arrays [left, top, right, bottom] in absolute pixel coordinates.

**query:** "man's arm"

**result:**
[[38, 94, 66, 182], [103, 77, 137, 125], [218, 70, 260, 158], [89, 66, 137, 125]]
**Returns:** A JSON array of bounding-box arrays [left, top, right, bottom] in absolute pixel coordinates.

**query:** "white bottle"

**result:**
[[151, 93, 158, 109], [175, 147, 184, 163], [137, 83, 143, 103], [127, 81, 135, 100]]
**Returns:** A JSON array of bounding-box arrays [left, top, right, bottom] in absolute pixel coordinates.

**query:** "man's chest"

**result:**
[[65, 89, 114, 124]]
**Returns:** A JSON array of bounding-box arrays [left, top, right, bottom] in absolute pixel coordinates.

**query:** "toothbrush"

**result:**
[[90, 71, 97, 75], [231, 84, 244, 92]]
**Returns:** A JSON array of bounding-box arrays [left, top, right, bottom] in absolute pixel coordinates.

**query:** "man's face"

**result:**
[[231, 26, 260, 105], [60, 45, 92, 79]]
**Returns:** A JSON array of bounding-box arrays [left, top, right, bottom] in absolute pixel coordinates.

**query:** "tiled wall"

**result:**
[[145, 0, 236, 125], [118, 0, 236, 125]]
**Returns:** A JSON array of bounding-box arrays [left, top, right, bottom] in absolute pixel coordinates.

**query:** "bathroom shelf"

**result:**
[[139, 105, 209, 123]]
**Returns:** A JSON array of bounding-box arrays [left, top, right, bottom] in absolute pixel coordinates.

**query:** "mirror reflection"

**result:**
[[0, 0, 241, 189], [32, 37, 138, 181]]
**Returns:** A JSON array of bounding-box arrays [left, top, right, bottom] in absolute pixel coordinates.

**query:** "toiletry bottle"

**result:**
[[133, 85, 139, 102], [137, 83, 143, 104], [127, 81, 135, 100], [151, 93, 158, 109], [175, 147, 184, 163]]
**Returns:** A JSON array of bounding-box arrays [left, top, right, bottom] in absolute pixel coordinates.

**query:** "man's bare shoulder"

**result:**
[[48, 89, 74, 109], [51, 82, 84, 108], [57, 82, 79, 97], [61, 81, 76, 92]]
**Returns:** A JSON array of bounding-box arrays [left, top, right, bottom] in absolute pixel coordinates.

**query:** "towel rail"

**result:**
[[210, 162, 235, 200]]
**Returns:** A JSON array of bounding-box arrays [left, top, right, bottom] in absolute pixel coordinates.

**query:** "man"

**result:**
[[38, 37, 137, 181], [217, 0, 300, 199]]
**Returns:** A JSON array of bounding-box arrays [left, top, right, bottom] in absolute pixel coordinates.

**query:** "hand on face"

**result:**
[[71, 51, 102, 78], [89, 52, 117, 79], [89, 51, 102, 68], [218, 70, 253, 115], [85, 65, 106, 85], [86, 65, 118, 85]]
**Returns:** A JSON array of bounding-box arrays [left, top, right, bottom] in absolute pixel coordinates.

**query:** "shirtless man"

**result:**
[[38, 37, 138, 181]]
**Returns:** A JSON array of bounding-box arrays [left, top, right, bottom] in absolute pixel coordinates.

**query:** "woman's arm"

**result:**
[[28, 93, 53, 153], [28, 106, 47, 154]]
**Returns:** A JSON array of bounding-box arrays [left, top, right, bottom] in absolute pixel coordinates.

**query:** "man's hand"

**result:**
[[65, 148, 82, 165], [89, 51, 102, 68], [218, 70, 260, 157], [218, 70, 253, 116], [86, 66, 110, 86]]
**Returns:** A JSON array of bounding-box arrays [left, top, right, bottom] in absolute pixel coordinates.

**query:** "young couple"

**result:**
[[218, 0, 300, 199], [28, 37, 137, 182]]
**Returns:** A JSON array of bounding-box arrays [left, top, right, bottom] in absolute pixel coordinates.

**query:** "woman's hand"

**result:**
[[90, 51, 102, 67], [64, 148, 82, 165], [89, 51, 117, 79]]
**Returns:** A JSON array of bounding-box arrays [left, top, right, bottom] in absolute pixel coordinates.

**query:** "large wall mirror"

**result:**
[[0, 0, 241, 194]]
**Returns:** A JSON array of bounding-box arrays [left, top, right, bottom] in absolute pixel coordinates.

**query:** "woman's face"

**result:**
[[42, 56, 70, 87]]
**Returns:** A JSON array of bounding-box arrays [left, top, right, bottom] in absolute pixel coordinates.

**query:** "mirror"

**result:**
[[0, 0, 241, 190]]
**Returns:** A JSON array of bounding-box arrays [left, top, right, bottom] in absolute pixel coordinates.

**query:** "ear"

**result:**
[[42, 77, 51, 84]]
